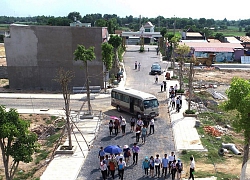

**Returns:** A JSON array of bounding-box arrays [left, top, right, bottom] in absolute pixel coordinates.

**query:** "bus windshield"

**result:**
[[143, 99, 159, 109]]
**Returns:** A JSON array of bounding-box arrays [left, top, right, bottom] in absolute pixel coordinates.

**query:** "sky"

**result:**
[[1, 0, 249, 21]]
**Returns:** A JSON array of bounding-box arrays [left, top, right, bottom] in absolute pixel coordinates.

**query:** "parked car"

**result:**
[[150, 63, 161, 75]]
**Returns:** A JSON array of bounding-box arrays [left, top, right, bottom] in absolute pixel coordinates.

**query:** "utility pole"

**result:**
[[188, 53, 194, 111]]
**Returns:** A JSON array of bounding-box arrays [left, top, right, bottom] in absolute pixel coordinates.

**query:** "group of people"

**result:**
[[99, 146, 196, 180], [169, 84, 183, 113], [134, 61, 141, 71], [108, 115, 155, 144], [142, 152, 183, 180]]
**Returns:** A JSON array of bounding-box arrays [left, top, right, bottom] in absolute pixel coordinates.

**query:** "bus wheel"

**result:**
[[117, 106, 121, 112]]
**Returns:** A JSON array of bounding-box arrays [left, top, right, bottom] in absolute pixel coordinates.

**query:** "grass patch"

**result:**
[[45, 133, 61, 147], [193, 170, 238, 179], [34, 149, 50, 165], [14, 167, 38, 180]]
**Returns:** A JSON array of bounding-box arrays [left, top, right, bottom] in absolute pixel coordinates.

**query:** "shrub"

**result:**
[[185, 109, 195, 114], [177, 89, 185, 93], [171, 75, 178, 79], [139, 46, 144, 52]]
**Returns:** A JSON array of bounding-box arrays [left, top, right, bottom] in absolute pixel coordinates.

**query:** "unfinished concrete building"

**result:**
[[4, 24, 108, 91]]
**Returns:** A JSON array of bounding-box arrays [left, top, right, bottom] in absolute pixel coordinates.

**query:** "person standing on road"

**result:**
[[132, 143, 140, 165], [170, 159, 177, 180], [154, 154, 161, 178], [149, 118, 154, 134], [135, 125, 141, 143], [141, 125, 147, 144], [109, 156, 117, 179], [161, 154, 169, 177], [121, 118, 126, 136], [118, 158, 126, 180], [100, 160, 108, 180], [114, 119, 119, 136], [135, 61, 137, 69], [104, 155, 110, 177], [189, 155, 195, 180], [98, 147, 105, 162], [160, 82, 163, 92], [123, 145, 131, 165], [168, 151, 175, 174], [142, 156, 150, 176], [179, 95, 182, 108], [176, 159, 183, 180], [138, 62, 141, 71], [130, 116, 136, 132], [149, 156, 155, 178], [155, 74, 158, 83], [108, 120, 113, 136]]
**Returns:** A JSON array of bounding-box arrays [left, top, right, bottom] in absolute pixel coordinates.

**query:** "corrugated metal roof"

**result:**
[[179, 42, 243, 52], [186, 32, 203, 37], [194, 47, 234, 52], [240, 36, 250, 43], [225, 37, 242, 43], [207, 39, 221, 43], [181, 40, 207, 43]]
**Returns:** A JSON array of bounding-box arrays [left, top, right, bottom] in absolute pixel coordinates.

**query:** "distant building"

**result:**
[[4, 24, 108, 90], [70, 21, 91, 27], [121, 21, 161, 45], [182, 32, 205, 40]]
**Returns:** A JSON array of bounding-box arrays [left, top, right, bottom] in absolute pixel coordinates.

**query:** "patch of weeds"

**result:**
[[57, 120, 66, 128], [35, 149, 50, 164], [14, 167, 38, 180], [29, 114, 33, 116], [45, 133, 61, 147], [193, 171, 238, 179], [50, 116, 57, 121], [179, 150, 204, 164], [45, 119, 53, 124]]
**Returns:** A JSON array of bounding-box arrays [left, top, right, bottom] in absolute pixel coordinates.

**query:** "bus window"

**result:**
[[143, 99, 158, 109], [134, 98, 138, 106], [123, 95, 129, 103], [111, 91, 115, 98]]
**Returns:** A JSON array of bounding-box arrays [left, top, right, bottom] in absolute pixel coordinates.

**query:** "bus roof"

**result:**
[[112, 87, 157, 100]]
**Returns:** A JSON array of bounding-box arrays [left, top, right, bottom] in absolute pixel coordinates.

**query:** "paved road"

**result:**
[[77, 45, 176, 180]]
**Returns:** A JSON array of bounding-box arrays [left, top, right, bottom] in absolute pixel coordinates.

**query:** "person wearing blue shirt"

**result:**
[[142, 156, 150, 176], [161, 154, 169, 177], [98, 147, 105, 162]]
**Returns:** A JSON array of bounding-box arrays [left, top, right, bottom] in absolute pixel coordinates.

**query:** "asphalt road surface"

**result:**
[[77, 45, 175, 180]]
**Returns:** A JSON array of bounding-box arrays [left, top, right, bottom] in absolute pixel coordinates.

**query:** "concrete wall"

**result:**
[[0, 66, 8, 78], [4, 25, 106, 91]]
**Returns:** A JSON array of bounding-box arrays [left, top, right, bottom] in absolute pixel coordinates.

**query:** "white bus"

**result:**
[[111, 87, 159, 118]]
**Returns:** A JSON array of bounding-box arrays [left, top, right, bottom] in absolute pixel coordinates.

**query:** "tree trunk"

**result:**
[[104, 70, 107, 93], [0, 140, 10, 180], [188, 62, 193, 111], [66, 98, 72, 149], [85, 61, 91, 113], [242, 135, 250, 168], [179, 60, 183, 91]]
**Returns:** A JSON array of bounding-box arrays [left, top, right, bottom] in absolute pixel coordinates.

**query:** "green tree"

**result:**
[[95, 19, 107, 27], [215, 33, 224, 42], [74, 45, 96, 113], [101, 42, 114, 92], [221, 77, 250, 169], [0, 106, 37, 180], [175, 44, 190, 91], [67, 11, 82, 22], [108, 35, 122, 73]]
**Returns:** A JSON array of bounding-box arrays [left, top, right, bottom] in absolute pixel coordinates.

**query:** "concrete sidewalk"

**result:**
[[166, 80, 206, 152]]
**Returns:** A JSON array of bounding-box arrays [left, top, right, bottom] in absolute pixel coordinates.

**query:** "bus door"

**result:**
[[129, 97, 134, 113]]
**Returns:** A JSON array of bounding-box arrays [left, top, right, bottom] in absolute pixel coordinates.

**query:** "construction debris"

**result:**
[[203, 126, 223, 137]]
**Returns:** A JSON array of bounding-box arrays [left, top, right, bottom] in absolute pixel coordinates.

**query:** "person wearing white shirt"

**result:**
[[154, 154, 161, 178], [189, 155, 195, 180], [149, 118, 154, 134], [168, 151, 175, 174], [100, 160, 108, 180]]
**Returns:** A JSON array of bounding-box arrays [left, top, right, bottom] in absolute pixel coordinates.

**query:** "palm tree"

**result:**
[[74, 45, 96, 113]]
